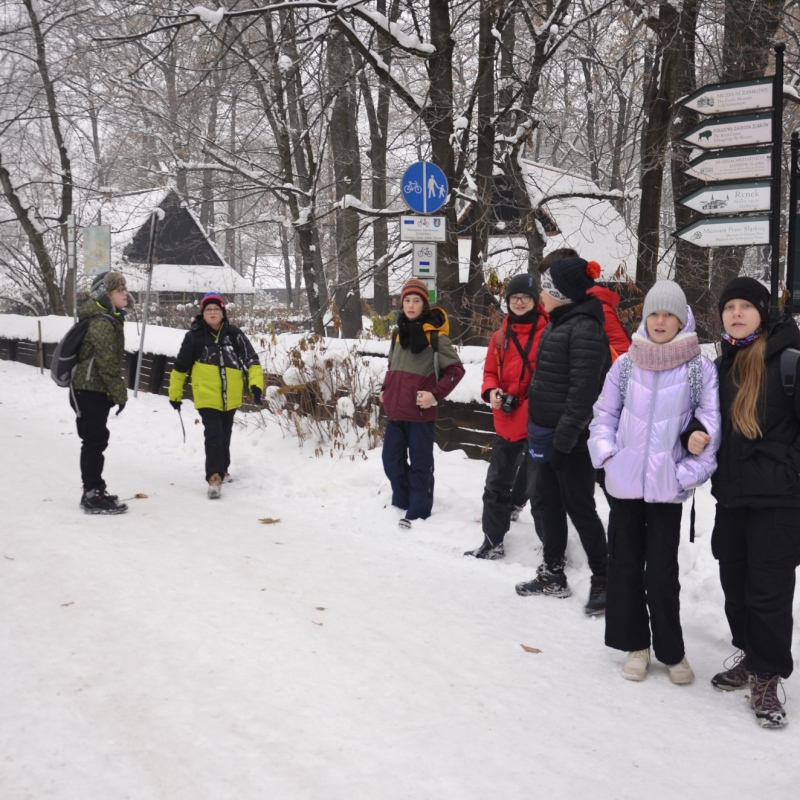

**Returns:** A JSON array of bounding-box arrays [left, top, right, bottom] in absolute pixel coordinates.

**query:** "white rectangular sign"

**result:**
[[400, 215, 446, 242], [674, 215, 770, 248], [678, 181, 771, 215], [412, 243, 437, 277], [682, 114, 772, 150], [684, 149, 771, 182], [678, 78, 773, 116]]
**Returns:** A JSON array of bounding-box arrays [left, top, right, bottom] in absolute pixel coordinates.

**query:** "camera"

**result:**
[[500, 394, 519, 414]]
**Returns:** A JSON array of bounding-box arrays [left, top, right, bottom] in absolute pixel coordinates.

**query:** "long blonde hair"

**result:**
[[730, 335, 767, 439]]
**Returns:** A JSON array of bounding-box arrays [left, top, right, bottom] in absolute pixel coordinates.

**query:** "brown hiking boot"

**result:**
[[749, 673, 787, 728], [207, 473, 223, 499]]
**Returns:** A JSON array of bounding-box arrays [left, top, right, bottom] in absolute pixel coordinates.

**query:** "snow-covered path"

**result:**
[[1, 360, 798, 799]]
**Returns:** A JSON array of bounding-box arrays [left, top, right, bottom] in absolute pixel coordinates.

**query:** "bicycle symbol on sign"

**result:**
[[418, 246, 433, 258], [404, 180, 422, 194]]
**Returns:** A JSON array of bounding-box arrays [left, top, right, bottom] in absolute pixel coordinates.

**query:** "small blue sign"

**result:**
[[401, 161, 449, 214]]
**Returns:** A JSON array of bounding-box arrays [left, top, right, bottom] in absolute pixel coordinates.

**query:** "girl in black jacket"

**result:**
[[710, 276, 800, 729]]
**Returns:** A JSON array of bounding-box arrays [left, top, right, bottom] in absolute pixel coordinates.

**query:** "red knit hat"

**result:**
[[400, 278, 430, 306]]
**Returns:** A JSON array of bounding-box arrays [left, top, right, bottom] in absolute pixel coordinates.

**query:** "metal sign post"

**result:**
[[787, 132, 800, 313], [770, 44, 785, 313], [133, 209, 162, 397], [67, 214, 77, 322]]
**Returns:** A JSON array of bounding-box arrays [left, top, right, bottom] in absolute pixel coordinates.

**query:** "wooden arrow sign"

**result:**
[[674, 215, 770, 248], [678, 77, 773, 115], [684, 148, 771, 182], [678, 180, 772, 215], [682, 113, 772, 150]]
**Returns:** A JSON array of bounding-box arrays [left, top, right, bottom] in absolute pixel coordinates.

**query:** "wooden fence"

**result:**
[[0, 336, 496, 461]]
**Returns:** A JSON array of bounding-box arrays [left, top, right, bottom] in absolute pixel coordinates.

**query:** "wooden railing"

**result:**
[[0, 336, 495, 461]]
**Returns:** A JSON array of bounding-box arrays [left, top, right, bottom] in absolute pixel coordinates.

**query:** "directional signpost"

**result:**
[[674, 45, 789, 313], [674, 216, 770, 248], [678, 181, 772, 215]]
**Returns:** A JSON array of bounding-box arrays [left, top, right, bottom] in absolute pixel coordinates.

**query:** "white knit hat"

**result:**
[[642, 280, 688, 326]]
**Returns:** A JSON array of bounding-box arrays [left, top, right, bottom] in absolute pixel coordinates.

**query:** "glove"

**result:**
[[251, 386, 262, 406], [550, 448, 569, 471], [170, 400, 182, 411], [115, 403, 126, 416]]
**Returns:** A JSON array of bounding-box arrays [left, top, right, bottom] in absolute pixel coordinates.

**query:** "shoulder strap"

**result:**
[[430, 329, 440, 382], [688, 354, 703, 412], [618, 354, 633, 407], [780, 348, 800, 396]]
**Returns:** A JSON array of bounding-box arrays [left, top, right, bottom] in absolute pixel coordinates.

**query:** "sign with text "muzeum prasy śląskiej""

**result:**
[[677, 77, 773, 116], [674, 216, 770, 248]]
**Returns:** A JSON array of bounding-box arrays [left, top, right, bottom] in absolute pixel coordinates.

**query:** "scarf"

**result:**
[[397, 312, 432, 353], [721, 326, 762, 348], [629, 331, 700, 371]]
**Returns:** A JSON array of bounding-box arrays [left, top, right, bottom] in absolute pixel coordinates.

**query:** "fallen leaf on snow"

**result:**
[[134, 493, 148, 499], [312, 621, 323, 626], [315, 607, 326, 611], [61, 601, 75, 607], [259, 517, 281, 524], [520, 644, 542, 654]]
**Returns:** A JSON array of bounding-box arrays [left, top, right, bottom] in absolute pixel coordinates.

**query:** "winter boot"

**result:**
[[515, 563, 572, 598], [622, 649, 650, 681], [749, 673, 788, 728], [464, 537, 505, 560], [584, 575, 607, 616], [207, 473, 223, 499], [668, 656, 695, 685], [711, 650, 750, 691], [80, 489, 128, 515], [398, 518, 412, 530], [222, 472, 233, 484]]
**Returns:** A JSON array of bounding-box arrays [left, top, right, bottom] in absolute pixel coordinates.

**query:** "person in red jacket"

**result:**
[[464, 273, 548, 559]]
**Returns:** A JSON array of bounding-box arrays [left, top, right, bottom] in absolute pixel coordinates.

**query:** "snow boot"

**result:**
[[622, 649, 650, 681], [711, 650, 750, 691], [584, 575, 607, 616], [668, 656, 695, 685], [515, 563, 572, 598], [207, 473, 223, 499], [222, 472, 233, 484], [80, 489, 128, 515], [750, 673, 787, 728], [464, 537, 505, 560], [398, 518, 412, 530]]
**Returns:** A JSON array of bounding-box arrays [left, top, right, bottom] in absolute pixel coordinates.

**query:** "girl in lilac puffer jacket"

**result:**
[[589, 280, 721, 685]]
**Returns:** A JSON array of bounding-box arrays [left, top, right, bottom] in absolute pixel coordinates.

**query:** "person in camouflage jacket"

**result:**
[[72, 271, 130, 514]]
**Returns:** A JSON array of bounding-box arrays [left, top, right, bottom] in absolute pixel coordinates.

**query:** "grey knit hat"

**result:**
[[642, 280, 688, 326], [91, 271, 127, 298]]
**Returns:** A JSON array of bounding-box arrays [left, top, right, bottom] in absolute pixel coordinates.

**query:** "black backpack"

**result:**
[[50, 315, 115, 387], [715, 348, 800, 396]]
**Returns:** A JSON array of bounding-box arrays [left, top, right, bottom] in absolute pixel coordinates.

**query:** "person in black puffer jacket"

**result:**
[[708, 276, 800, 729], [516, 257, 611, 614]]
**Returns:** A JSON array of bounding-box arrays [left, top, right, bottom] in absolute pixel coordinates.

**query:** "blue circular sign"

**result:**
[[401, 161, 449, 214]]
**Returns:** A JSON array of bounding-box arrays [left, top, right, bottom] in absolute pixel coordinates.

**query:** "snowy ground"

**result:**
[[2, 358, 799, 800]]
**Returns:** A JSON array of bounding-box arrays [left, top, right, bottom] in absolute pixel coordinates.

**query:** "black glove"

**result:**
[[251, 386, 262, 406], [115, 403, 126, 416], [170, 400, 182, 411], [550, 448, 569, 471]]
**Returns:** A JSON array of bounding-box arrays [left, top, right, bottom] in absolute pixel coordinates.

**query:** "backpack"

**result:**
[[780, 348, 800, 396], [50, 315, 115, 387], [618, 352, 703, 413]]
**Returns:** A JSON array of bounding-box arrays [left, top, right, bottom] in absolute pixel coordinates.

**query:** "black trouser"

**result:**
[[604, 498, 684, 666], [382, 420, 435, 520], [712, 505, 800, 678], [70, 390, 112, 493], [483, 437, 545, 544], [198, 408, 236, 481], [533, 445, 608, 577]]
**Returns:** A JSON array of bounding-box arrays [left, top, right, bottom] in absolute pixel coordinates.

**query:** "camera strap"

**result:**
[[505, 325, 536, 398]]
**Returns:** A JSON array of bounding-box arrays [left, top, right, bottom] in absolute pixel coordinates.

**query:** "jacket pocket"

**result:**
[[528, 420, 556, 464]]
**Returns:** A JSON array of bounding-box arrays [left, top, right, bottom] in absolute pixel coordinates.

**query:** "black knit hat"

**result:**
[[505, 273, 539, 308], [545, 257, 601, 303], [718, 277, 769, 327]]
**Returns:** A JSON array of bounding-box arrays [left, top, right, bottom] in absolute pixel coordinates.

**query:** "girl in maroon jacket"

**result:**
[[464, 273, 548, 559]]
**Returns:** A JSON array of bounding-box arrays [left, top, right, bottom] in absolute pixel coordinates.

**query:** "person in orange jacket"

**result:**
[[464, 273, 548, 559]]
